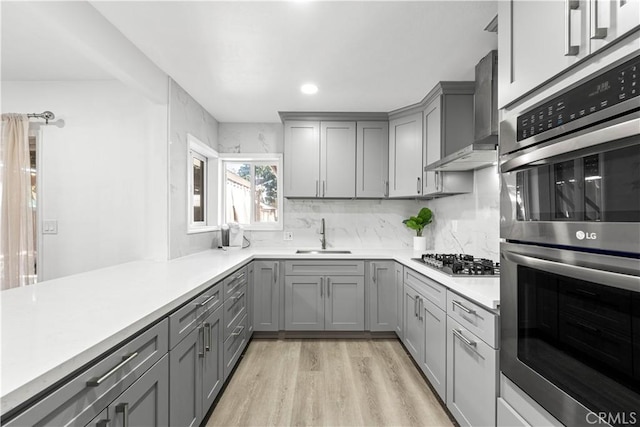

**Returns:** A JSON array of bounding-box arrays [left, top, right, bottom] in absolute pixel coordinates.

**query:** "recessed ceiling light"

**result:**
[[300, 83, 318, 95]]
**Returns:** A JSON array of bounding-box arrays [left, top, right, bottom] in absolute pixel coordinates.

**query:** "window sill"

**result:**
[[187, 226, 219, 235]]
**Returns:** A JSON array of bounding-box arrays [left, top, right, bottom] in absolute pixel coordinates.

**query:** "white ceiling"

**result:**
[[2, 1, 498, 123]]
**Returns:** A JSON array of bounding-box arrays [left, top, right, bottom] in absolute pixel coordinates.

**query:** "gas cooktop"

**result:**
[[412, 253, 500, 276]]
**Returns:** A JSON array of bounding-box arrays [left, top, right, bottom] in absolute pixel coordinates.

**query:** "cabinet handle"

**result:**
[[199, 293, 217, 307], [204, 322, 211, 352], [96, 419, 111, 427], [231, 325, 245, 336], [320, 277, 324, 297], [274, 262, 279, 283], [414, 296, 418, 317], [590, 0, 608, 39], [327, 277, 330, 297], [115, 403, 129, 427], [230, 290, 244, 301], [86, 352, 138, 387], [452, 300, 475, 315], [372, 263, 377, 283], [322, 181, 326, 197], [453, 329, 477, 348], [435, 171, 440, 191], [418, 298, 424, 321], [565, 0, 580, 56], [384, 180, 389, 197], [416, 177, 421, 194], [198, 326, 205, 357]]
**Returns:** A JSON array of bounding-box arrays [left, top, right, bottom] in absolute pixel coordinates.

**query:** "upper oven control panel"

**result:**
[[517, 55, 640, 142]]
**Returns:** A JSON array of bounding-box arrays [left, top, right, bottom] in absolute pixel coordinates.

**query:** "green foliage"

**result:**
[[237, 163, 278, 206], [402, 207, 433, 236]]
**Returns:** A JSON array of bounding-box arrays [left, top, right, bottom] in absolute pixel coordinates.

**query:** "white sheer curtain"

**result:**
[[1, 114, 35, 290]]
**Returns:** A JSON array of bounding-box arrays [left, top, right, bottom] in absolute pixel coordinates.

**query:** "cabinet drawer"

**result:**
[[224, 267, 248, 302], [223, 314, 247, 380], [169, 282, 221, 349], [5, 319, 168, 427], [446, 291, 498, 348], [224, 283, 247, 339], [404, 268, 446, 311], [285, 260, 364, 276]]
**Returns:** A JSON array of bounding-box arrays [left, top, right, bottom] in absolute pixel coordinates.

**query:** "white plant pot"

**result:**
[[413, 236, 427, 251]]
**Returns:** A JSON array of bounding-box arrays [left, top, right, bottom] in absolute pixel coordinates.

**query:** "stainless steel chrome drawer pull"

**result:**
[[453, 329, 476, 347], [452, 300, 475, 314], [199, 293, 218, 307], [86, 352, 139, 387], [231, 325, 245, 336]]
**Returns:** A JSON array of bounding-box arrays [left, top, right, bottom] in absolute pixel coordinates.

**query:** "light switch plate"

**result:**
[[283, 231, 293, 241], [43, 220, 58, 234]]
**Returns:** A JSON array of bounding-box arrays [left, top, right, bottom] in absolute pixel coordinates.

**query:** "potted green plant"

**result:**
[[403, 207, 433, 250]]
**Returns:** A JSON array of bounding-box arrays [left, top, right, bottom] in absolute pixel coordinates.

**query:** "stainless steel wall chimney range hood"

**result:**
[[425, 50, 498, 171]]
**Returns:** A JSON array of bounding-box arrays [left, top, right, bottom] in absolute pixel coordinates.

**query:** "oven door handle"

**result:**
[[503, 250, 640, 292], [501, 114, 640, 173]]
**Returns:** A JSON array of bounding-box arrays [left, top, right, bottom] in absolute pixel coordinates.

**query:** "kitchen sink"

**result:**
[[295, 250, 352, 254]]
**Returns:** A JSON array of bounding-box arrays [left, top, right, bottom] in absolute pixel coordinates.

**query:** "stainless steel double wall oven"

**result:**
[[499, 52, 640, 427]]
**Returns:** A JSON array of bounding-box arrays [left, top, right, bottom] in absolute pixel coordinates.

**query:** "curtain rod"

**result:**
[[27, 111, 55, 124]]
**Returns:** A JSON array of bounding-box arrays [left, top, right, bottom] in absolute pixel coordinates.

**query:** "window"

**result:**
[[187, 134, 218, 233], [220, 154, 282, 230]]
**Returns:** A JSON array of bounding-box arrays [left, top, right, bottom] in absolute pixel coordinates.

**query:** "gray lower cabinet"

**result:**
[[108, 355, 169, 427], [4, 320, 168, 427], [86, 409, 109, 427], [395, 263, 404, 339], [247, 262, 254, 336], [367, 261, 396, 332], [446, 316, 498, 427], [169, 305, 223, 427], [285, 275, 365, 331], [420, 298, 446, 400], [403, 283, 424, 361], [253, 260, 281, 331]]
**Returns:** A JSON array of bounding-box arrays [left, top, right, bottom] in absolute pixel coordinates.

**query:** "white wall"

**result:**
[[168, 79, 219, 259], [1, 80, 168, 280], [218, 123, 500, 260]]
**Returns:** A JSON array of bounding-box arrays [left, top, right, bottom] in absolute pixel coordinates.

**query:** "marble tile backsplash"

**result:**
[[217, 123, 500, 261]]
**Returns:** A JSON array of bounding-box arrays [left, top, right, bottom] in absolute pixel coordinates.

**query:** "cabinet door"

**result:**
[[169, 327, 202, 427], [109, 355, 169, 427], [421, 299, 446, 400], [590, 0, 640, 53], [284, 121, 320, 197], [325, 275, 365, 331], [285, 275, 324, 330], [498, 0, 589, 108], [202, 307, 224, 415], [247, 262, 254, 336], [388, 113, 422, 197], [86, 409, 109, 427], [320, 121, 356, 198], [368, 261, 396, 332], [356, 121, 389, 198], [423, 96, 441, 195], [403, 285, 424, 362], [253, 260, 280, 331], [395, 263, 404, 339], [446, 317, 498, 427]]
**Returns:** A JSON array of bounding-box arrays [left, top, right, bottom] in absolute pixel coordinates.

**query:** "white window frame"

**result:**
[[187, 133, 219, 234], [219, 153, 283, 231]]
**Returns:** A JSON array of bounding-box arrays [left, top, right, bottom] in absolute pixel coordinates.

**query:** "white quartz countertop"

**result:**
[[0, 247, 499, 416]]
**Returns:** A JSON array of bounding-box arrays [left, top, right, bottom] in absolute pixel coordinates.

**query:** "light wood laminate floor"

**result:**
[[206, 339, 454, 427]]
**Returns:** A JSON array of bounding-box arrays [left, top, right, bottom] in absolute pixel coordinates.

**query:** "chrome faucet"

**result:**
[[320, 218, 327, 250]]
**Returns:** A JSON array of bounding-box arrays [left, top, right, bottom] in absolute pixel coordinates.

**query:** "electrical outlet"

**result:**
[[43, 219, 58, 234], [283, 231, 293, 241]]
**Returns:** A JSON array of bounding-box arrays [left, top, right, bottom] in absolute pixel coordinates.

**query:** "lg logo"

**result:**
[[576, 230, 597, 240]]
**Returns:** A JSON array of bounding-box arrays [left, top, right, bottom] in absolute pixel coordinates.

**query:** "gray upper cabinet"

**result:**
[[422, 84, 474, 197], [320, 121, 356, 198], [284, 121, 356, 198], [252, 260, 281, 332], [388, 112, 423, 197], [284, 121, 320, 197], [497, 0, 639, 109], [108, 354, 169, 427], [356, 121, 389, 198], [367, 261, 396, 332]]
